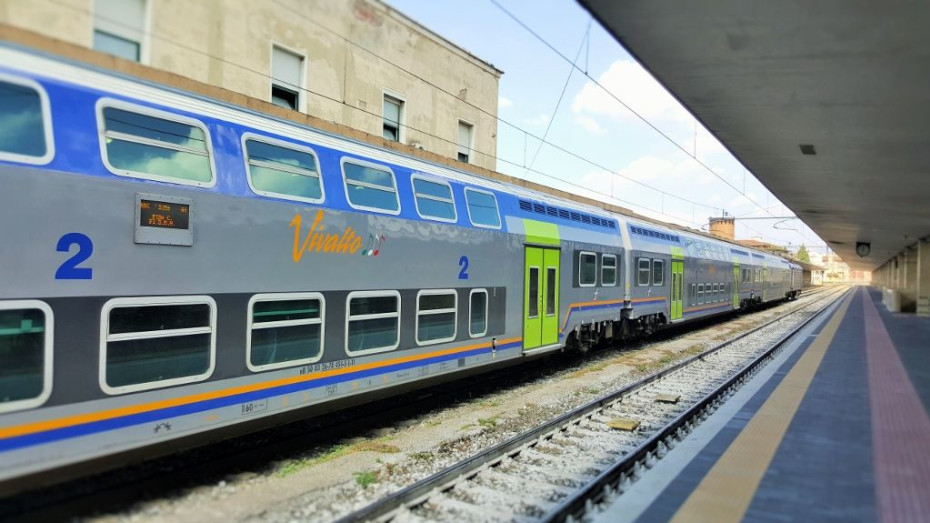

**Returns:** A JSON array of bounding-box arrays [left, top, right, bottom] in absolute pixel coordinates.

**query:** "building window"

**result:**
[[0, 301, 53, 413], [469, 289, 488, 338], [464, 188, 501, 228], [579, 252, 597, 287], [99, 102, 214, 187], [248, 293, 324, 372], [0, 77, 53, 164], [637, 258, 651, 286], [342, 159, 400, 214], [416, 290, 457, 345], [412, 176, 456, 222], [93, 0, 145, 62], [601, 255, 617, 286], [346, 291, 400, 356], [457, 120, 474, 163], [244, 135, 323, 203], [383, 94, 404, 142], [100, 297, 216, 395], [652, 260, 664, 286], [271, 46, 303, 111]]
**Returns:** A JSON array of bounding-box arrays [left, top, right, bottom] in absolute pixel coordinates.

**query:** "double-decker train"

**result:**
[[0, 43, 801, 492]]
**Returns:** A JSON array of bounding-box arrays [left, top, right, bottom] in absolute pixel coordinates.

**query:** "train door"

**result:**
[[670, 259, 683, 320], [732, 262, 740, 308], [524, 246, 560, 351]]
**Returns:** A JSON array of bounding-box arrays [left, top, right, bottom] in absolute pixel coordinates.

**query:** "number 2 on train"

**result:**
[[458, 255, 469, 280], [55, 233, 94, 280]]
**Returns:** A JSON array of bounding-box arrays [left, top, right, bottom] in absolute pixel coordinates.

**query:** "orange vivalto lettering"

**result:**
[[289, 211, 364, 262]]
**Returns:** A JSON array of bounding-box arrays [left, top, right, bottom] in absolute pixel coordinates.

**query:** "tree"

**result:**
[[796, 244, 811, 263]]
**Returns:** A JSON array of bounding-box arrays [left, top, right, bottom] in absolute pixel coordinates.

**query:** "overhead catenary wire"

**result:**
[[46, 0, 791, 238], [488, 0, 783, 221]]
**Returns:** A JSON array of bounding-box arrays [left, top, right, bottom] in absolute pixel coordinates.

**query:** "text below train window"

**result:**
[[346, 291, 400, 356], [135, 194, 193, 246], [248, 293, 324, 372], [416, 290, 457, 345], [244, 137, 323, 203], [0, 301, 53, 414], [99, 103, 214, 187], [100, 297, 216, 395]]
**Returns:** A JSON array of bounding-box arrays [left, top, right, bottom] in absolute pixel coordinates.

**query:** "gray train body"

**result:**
[[0, 45, 801, 491]]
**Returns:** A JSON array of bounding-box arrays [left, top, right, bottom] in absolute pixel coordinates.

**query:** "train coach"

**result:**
[[0, 43, 800, 492]]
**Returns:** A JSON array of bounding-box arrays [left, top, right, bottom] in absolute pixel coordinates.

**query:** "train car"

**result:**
[[0, 43, 805, 492], [0, 44, 631, 491]]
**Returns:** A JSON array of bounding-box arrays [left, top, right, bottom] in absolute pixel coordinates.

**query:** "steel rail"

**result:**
[[337, 287, 849, 522]]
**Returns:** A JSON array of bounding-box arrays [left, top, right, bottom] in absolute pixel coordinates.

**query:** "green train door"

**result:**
[[671, 259, 684, 320], [524, 246, 560, 351], [732, 262, 740, 308]]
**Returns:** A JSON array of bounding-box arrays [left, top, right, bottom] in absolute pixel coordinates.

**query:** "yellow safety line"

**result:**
[[671, 291, 854, 523]]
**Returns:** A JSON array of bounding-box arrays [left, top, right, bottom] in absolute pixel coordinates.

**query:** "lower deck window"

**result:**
[[579, 252, 597, 286], [0, 301, 52, 413], [249, 293, 324, 371], [346, 292, 400, 355], [417, 291, 457, 345], [101, 297, 215, 394], [469, 289, 488, 337]]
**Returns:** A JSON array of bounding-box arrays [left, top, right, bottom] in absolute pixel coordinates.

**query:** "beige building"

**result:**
[[0, 0, 502, 170]]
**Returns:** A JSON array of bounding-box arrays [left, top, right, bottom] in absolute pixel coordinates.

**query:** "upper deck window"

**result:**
[[464, 188, 501, 228], [342, 159, 400, 214], [0, 77, 53, 164], [100, 103, 214, 187], [412, 176, 456, 222], [244, 136, 323, 203]]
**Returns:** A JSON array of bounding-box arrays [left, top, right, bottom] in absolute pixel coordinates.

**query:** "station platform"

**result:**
[[594, 286, 930, 522]]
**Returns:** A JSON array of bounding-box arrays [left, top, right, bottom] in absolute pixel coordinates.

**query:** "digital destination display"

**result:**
[[139, 199, 190, 230]]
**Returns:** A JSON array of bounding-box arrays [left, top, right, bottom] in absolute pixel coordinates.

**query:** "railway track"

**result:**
[[3, 288, 835, 521], [338, 286, 849, 523]]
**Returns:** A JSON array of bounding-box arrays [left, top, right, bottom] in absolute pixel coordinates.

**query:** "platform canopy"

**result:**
[[578, 0, 930, 270]]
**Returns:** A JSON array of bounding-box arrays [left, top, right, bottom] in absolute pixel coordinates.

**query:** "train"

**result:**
[[0, 43, 802, 492]]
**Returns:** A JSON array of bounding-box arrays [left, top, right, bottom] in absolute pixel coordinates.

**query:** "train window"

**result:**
[[244, 136, 323, 203], [713, 283, 719, 300], [0, 77, 53, 164], [546, 268, 557, 316], [637, 258, 650, 286], [247, 293, 324, 372], [0, 301, 53, 414], [579, 252, 597, 286], [416, 290, 457, 345], [99, 103, 214, 187], [464, 188, 501, 228], [341, 159, 400, 214], [697, 284, 704, 304], [691, 283, 696, 306], [412, 176, 456, 222], [652, 260, 665, 286], [528, 267, 540, 318], [602, 255, 617, 286], [346, 291, 401, 355], [469, 289, 488, 338], [100, 297, 216, 395]]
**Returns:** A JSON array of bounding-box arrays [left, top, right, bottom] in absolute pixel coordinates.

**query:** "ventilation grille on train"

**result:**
[[730, 249, 749, 256], [628, 225, 680, 243], [517, 199, 616, 229]]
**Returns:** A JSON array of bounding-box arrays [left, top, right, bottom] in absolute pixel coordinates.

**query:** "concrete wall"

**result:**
[[0, 0, 501, 170]]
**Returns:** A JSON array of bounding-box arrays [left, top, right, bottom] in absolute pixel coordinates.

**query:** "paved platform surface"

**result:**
[[593, 286, 930, 522]]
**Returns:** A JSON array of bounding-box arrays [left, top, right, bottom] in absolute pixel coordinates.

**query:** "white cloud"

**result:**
[[498, 96, 513, 109], [574, 115, 607, 135], [526, 113, 551, 127], [571, 60, 692, 125]]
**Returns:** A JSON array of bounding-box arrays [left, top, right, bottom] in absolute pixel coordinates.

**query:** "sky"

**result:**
[[386, 0, 831, 256]]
